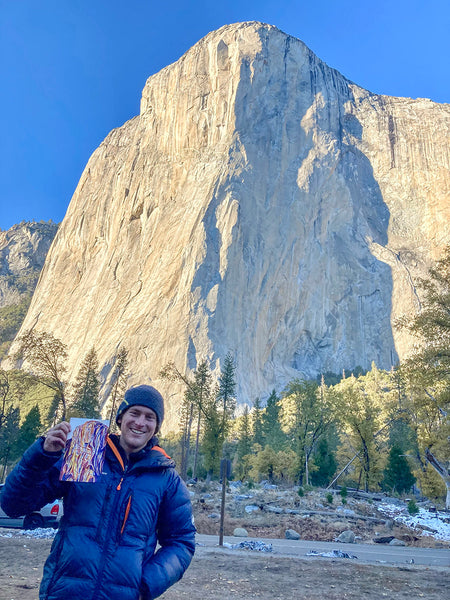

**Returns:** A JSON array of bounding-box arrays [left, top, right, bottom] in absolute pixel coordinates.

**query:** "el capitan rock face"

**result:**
[[10, 23, 450, 427]]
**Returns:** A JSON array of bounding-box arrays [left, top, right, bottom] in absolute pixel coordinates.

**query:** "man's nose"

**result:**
[[134, 414, 146, 426]]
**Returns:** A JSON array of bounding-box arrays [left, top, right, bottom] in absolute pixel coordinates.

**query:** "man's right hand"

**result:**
[[43, 422, 71, 453]]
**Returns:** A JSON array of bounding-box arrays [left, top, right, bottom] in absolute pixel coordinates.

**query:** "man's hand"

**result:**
[[43, 422, 71, 453]]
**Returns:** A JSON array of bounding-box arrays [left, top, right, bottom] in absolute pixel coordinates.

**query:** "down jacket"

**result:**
[[0, 434, 195, 600]]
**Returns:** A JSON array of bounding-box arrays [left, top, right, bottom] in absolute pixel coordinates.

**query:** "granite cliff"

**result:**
[[0, 221, 58, 357], [9, 23, 450, 427], [0, 221, 58, 309]]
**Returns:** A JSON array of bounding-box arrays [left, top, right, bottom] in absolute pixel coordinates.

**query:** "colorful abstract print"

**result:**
[[60, 420, 108, 483]]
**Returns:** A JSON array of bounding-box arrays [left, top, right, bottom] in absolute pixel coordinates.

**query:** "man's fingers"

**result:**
[[43, 421, 71, 452], [48, 421, 70, 436], [55, 421, 71, 435]]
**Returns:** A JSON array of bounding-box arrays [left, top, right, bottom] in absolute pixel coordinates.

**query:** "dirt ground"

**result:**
[[1, 536, 449, 600]]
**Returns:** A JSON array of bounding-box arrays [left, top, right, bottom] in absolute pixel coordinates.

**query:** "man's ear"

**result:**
[[117, 416, 122, 427]]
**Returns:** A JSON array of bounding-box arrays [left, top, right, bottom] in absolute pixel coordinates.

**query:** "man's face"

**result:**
[[118, 405, 157, 457]]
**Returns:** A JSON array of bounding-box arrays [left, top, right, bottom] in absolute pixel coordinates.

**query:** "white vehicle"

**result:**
[[0, 484, 63, 529]]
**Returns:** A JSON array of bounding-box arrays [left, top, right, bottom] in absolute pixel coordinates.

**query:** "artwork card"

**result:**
[[60, 418, 109, 483]]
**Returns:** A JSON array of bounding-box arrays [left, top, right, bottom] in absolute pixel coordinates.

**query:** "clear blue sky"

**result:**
[[1, 0, 449, 230]]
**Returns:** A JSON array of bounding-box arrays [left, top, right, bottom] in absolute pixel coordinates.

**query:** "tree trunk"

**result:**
[[181, 404, 194, 480], [305, 453, 309, 486], [193, 411, 201, 479], [425, 448, 450, 510]]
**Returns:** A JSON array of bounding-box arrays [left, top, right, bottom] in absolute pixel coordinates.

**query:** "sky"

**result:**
[[1, 0, 449, 230]]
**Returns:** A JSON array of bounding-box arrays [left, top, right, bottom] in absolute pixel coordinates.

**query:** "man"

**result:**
[[0, 384, 196, 600]]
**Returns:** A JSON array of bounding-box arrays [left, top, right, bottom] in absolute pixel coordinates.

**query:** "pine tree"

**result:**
[[14, 405, 42, 458], [201, 391, 222, 478], [178, 392, 195, 480], [252, 397, 264, 447], [310, 438, 338, 487], [190, 360, 212, 479], [218, 352, 237, 442], [383, 444, 416, 494], [235, 405, 252, 479], [70, 348, 101, 418], [261, 390, 286, 451]]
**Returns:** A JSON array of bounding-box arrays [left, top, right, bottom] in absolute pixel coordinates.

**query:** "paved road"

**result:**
[[196, 534, 450, 567]]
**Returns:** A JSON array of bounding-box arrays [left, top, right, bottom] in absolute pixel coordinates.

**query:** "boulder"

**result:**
[[336, 530, 356, 544], [285, 529, 301, 540], [389, 538, 406, 546]]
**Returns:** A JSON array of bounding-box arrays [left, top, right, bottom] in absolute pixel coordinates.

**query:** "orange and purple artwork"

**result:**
[[60, 418, 109, 483]]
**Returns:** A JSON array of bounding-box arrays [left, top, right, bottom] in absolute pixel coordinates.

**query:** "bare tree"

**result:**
[[15, 329, 68, 420]]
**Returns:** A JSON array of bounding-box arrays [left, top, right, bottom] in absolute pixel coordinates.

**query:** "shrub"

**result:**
[[407, 499, 419, 515], [326, 492, 333, 504], [297, 487, 304, 497]]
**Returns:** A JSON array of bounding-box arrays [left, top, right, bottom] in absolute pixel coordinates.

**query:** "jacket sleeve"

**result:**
[[0, 438, 65, 517], [140, 471, 196, 600]]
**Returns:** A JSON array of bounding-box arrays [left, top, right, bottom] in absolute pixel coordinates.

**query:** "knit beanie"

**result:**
[[116, 385, 165, 432]]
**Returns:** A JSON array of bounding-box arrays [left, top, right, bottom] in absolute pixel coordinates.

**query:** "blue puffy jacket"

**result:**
[[1, 434, 195, 600]]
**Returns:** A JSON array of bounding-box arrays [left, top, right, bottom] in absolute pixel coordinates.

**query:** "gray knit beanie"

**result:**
[[116, 385, 165, 432]]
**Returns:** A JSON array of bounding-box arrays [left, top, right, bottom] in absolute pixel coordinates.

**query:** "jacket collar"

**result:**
[[107, 434, 175, 471]]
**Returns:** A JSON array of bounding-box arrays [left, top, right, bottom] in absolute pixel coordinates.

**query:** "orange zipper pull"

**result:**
[[117, 477, 123, 491]]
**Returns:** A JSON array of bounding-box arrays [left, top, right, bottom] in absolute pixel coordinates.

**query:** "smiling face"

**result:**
[[118, 405, 158, 457]]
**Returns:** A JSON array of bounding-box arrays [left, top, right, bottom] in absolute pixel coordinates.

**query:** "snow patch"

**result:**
[[378, 503, 450, 541], [0, 527, 57, 539]]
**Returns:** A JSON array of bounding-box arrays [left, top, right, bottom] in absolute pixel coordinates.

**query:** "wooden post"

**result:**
[[219, 459, 231, 546]]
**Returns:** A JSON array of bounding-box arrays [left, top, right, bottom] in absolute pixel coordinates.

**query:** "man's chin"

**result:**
[[123, 433, 149, 451], [129, 438, 147, 448]]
